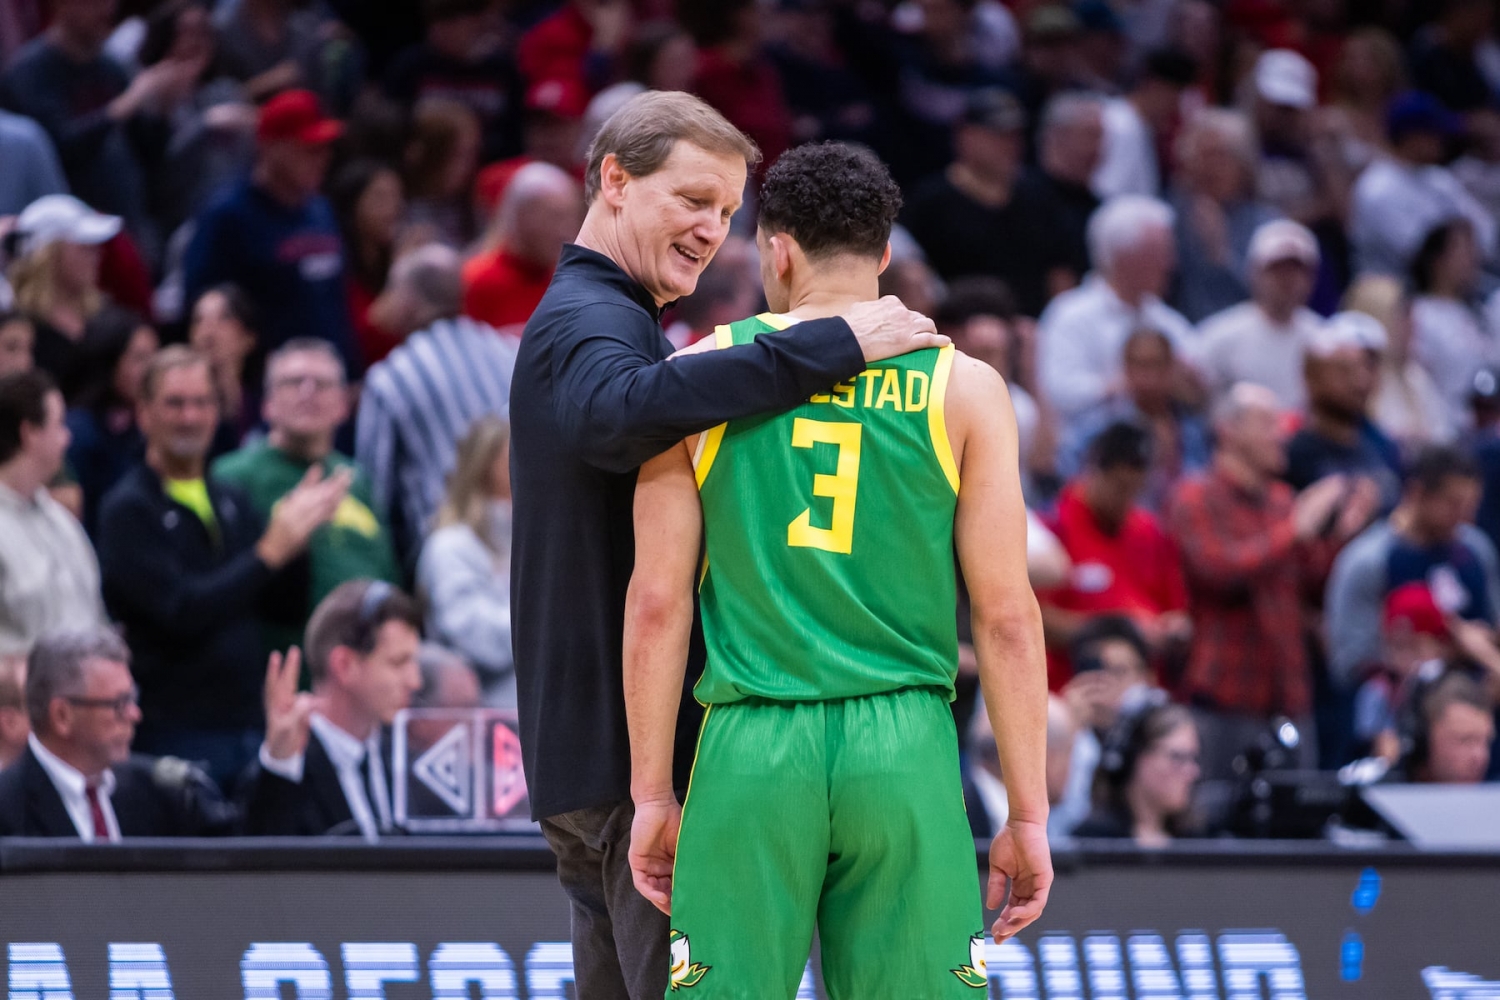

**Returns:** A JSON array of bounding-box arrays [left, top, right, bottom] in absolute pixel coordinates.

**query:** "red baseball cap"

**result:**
[[1383, 583, 1448, 638], [524, 78, 589, 120], [258, 89, 345, 144]]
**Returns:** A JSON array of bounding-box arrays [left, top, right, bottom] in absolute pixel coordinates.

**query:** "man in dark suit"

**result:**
[[0, 629, 233, 839], [241, 579, 421, 839]]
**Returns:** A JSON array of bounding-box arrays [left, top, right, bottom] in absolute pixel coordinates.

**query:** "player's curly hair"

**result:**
[[757, 142, 902, 262]]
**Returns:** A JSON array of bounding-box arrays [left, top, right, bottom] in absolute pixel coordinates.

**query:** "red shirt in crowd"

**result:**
[[1165, 467, 1337, 719], [462, 249, 554, 332], [693, 48, 791, 172], [1038, 483, 1188, 690]]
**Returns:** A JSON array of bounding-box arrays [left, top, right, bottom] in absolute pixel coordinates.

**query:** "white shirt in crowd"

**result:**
[[1351, 156, 1497, 276], [417, 504, 516, 711], [0, 482, 106, 656], [1411, 294, 1500, 429], [260, 713, 392, 843], [28, 733, 120, 843], [1190, 300, 1323, 410], [1092, 97, 1157, 200], [1372, 361, 1456, 452], [1037, 274, 1195, 420]]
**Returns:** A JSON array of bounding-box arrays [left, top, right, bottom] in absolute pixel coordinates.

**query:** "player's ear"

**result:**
[[876, 241, 892, 276], [770, 235, 794, 281]]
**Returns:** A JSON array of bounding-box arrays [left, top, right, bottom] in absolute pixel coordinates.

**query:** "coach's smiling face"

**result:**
[[601, 140, 746, 308]]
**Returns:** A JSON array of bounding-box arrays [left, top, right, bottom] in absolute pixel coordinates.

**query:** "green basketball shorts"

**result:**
[[665, 686, 986, 999]]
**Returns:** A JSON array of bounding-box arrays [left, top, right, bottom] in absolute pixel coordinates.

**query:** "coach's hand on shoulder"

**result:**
[[845, 296, 947, 363], [629, 794, 682, 915], [987, 817, 1053, 943]]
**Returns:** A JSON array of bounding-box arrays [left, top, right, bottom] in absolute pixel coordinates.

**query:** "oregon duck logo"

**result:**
[[951, 933, 988, 988], [669, 930, 711, 990]]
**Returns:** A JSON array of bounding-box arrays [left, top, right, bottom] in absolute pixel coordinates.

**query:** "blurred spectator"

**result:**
[[8, 195, 122, 401], [1168, 384, 1370, 779], [65, 310, 157, 535], [876, 254, 942, 321], [1285, 312, 1402, 511], [0, 369, 106, 655], [663, 235, 761, 349], [766, 1, 880, 150], [0, 109, 67, 216], [1168, 109, 1280, 322], [1192, 218, 1323, 409], [1409, 217, 1500, 430], [1017, 92, 1105, 295], [383, 0, 523, 162], [1326, 29, 1406, 162], [576, 23, 697, 161], [463, 162, 583, 334], [1472, 368, 1500, 555], [1351, 91, 1495, 277], [187, 284, 259, 445], [243, 580, 422, 839], [0, 628, 231, 838], [214, 339, 400, 661], [517, 0, 631, 96], [1352, 584, 1454, 762], [0, 654, 27, 769], [1040, 420, 1190, 688], [417, 415, 515, 709], [412, 642, 482, 712], [1050, 615, 1158, 837], [358, 245, 517, 563], [1451, 112, 1500, 222], [902, 88, 1066, 317], [1011, 6, 1087, 142], [213, 0, 363, 112], [1092, 47, 1197, 199], [403, 99, 484, 247], [1059, 328, 1211, 510], [97, 346, 348, 789], [1072, 0, 1128, 91], [136, 0, 258, 238], [519, 75, 591, 174], [1074, 694, 1201, 845], [182, 90, 360, 379], [936, 277, 1050, 485], [683, 0, 792, 175], [1247, 49, 1336, 228], [0, 314, 35, 377], [0, 0, 184, 254], [1400, 669, 1494, 783], [1038, 194, 1193, 421], [1409, 0, 1496, 114], [1326, 446, 1497, 691], [1350, 276, 1456, 454], [329, 160, 406, 365]]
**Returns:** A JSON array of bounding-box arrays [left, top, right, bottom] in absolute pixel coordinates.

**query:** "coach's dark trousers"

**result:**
[[541, 799, 669, 1000]]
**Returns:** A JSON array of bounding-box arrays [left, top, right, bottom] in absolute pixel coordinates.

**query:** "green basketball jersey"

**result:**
[[693, 313, 961, 705]]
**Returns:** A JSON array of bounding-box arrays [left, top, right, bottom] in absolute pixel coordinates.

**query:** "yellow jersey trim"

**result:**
[[755, 312, 794, 330], [692, 325, 736, 488], [929, 345, 960, 494]]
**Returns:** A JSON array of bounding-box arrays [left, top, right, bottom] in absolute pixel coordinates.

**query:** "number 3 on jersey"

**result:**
[[787, 417, 862, 554]]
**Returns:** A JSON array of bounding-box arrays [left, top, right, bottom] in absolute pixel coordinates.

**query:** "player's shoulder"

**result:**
[[946, 350, 1012, 405]]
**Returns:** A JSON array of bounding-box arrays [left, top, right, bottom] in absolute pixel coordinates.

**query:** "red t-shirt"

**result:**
[[1038, 483, 1189, 689], [693, 48, 791, 172], [462, 249, 554, 332]]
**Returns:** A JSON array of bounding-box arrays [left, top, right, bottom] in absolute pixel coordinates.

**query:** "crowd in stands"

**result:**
[[0, 0, 1497, 846]]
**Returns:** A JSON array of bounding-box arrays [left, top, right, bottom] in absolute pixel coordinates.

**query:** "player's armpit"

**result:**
[[624, 440, 704, 804]]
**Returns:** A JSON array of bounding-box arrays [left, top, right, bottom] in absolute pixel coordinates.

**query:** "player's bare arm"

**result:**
[[948, 353, 1054, 942], [623, 435, 703, 914]]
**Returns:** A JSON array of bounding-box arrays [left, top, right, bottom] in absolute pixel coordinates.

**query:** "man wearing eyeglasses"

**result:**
[[0, 629, 232, 839], [214, 339, 401, 662]]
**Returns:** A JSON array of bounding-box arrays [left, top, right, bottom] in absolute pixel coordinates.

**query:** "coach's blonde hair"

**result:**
[[584, 91, 760, 204]]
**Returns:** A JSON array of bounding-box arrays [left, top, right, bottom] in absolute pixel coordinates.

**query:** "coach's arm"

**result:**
[[621, 437, 704, 913], [949, 354, 1054, 943], [555, 298, 943, 473]]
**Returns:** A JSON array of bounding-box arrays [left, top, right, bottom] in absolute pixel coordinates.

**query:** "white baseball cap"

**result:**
[[14, 195, 122, 255], [1254, 49, 1318, 110], [1248, 218, 1321, 272], [1307, 310, 1388, 358]]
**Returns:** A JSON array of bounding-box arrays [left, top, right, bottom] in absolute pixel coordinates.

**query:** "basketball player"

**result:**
[[622, 142, 1052, 998]]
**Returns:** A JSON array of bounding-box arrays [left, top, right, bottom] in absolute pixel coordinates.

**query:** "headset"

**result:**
[[1098, 686, 1172, 782], [359, 580, 394, 630], [1395, 659, 1448, 772]]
